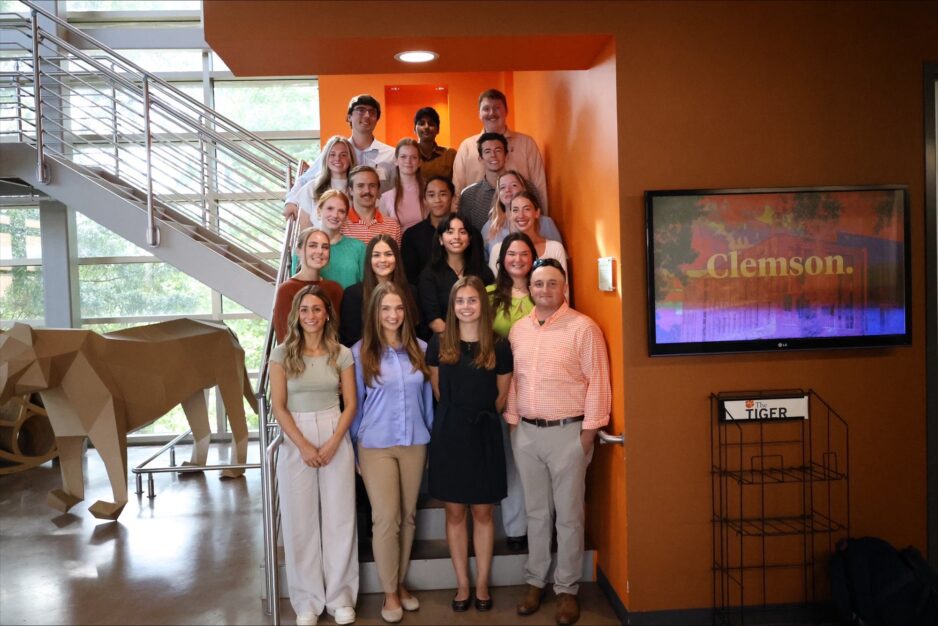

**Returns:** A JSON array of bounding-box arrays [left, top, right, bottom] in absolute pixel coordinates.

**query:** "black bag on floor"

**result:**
[[830, 536, 938, 626]]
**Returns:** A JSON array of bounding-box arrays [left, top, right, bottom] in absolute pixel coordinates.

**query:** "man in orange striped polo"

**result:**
[[504, 257, 612, 626], [340, 165, 402, 248]]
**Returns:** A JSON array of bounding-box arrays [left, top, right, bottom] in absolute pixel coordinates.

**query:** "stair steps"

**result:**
[[262, 496, 596, 597]]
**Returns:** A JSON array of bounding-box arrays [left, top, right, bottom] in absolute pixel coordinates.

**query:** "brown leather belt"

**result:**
[[521, 415, 584, 428]]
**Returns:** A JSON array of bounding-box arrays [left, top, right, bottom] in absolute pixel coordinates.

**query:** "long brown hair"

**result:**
[[391, 138, 426, 219], [362, 234, 418, 324], [490, 232, 537, 319], [282, 285, 342, 378], [439, 276, 497, 369], [359, 281, 429, 387]]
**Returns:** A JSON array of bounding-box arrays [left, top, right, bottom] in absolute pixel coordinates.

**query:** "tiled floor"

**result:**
[[0, 443, 621, 625]]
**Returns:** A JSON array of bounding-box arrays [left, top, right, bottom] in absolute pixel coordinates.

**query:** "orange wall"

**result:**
[[318, 72, 513, 152], [612, 1, 932, 612], [513, 39, 628, 606]]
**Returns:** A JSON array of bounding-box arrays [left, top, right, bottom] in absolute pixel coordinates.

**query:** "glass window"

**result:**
[[0, 265, 43, 324], [225, 316, 267, 374], [0, 207, 42, 260], [0, 0, 28, 14], [210, 52, 229, 73], [76, 213, 150, 257], [213, 80, 319, 132], [67, 1, 201, 11], [78, 262, 212, 318], [271, 139, 321, 166], [116, 49, 203, 74]]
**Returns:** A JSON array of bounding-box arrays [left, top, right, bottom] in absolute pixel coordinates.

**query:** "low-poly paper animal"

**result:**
[[0, 318, 258, 519]]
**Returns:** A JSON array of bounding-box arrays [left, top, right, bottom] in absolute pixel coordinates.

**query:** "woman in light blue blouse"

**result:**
[[351, 281, 433, 624]]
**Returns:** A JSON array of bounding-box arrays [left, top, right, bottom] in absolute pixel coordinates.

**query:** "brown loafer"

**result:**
[[516, 584, 545, 616], [555, 592, 580, 625]]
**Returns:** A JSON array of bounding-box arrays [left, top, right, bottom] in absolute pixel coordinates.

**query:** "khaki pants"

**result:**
[[511, 420, 593, 596], [358, 444, 427, 593], [278, 407, 359, 617]]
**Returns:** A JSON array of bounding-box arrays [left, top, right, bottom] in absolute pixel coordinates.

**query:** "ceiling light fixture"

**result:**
[[395, 50, 438, 64]]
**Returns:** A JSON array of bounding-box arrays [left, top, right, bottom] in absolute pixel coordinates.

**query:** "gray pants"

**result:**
[[511, 420, 593, 596], [500, 418, 527, 537]]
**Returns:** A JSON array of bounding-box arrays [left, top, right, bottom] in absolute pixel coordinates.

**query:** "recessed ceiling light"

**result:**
[[395, 50, 438, 64]]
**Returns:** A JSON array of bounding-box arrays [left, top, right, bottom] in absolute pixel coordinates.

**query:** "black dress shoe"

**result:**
[[507, 535, 528, 551], [474, 595, 493, 611], [452, 594, 471, 612]]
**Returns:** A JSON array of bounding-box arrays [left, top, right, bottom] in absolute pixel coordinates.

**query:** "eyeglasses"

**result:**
[[351, 106, 377, 117]]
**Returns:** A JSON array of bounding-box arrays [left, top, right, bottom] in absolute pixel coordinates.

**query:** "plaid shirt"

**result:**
[[504, 302, 611, 430]]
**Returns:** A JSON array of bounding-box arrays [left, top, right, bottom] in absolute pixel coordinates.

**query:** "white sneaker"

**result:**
[[334, 606, 356, 624], [295, 614, 318, 626]]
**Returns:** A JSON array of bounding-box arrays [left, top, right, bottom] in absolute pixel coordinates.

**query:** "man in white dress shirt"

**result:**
[[285, 94, 395, 219]]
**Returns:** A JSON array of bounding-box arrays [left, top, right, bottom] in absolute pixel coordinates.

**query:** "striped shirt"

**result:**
[[340, 205, 402, 248], [504, 302, 611, 430]]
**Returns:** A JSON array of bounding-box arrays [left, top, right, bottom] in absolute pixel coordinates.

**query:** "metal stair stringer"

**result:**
[[1, 142, 275, 318]]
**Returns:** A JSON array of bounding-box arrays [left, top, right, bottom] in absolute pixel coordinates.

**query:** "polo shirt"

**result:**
[[340, 205, 402, 248]]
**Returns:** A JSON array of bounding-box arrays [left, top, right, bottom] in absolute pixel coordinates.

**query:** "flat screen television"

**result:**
[[645, 185, 911, 355]]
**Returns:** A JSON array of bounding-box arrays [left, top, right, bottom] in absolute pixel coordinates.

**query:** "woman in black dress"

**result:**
[[418, 212, 494, 335], [426, 275, 512, 612]]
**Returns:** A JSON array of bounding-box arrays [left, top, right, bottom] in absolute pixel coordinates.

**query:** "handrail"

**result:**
[[598, 429, 625, 445], [30, 29, 290, 182], [256, 216, 296, 623], [2, 9, 300, 269], [18, 0, 294, 166]]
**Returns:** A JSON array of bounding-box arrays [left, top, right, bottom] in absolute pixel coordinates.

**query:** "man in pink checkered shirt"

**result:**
[[504, 257, 611, 626]]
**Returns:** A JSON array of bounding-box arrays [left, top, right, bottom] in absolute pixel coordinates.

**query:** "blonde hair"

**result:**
[[314, 135, 356, 200], [439, 276, 497, 370], [281, 285, 342, 378], [487, 170, 530, 242]]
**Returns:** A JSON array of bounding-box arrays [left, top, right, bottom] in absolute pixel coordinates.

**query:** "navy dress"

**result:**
[[426, 335, 512, 504]]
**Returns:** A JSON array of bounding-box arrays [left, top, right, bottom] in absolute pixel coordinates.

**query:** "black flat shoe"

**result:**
[[474, 595, 493, 612], [452, 595, 471, 612]]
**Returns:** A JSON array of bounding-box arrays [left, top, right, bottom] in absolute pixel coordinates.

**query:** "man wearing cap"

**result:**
[[504, 257, 611, 626], [452, 88, 549, 213], [285, 94, 395, 218]]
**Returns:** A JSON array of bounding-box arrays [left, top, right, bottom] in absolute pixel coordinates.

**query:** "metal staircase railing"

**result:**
[[257, 217, 293, 625], [0, 1, 295, 278], [1, 4, 295, 622]]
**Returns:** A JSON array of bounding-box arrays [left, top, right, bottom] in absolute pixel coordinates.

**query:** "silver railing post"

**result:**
[[110, 81, 119, 176], [15, 68, 23, 143], [30, 9, 48, 183], [258, 392, 273, 615], [142, 75, 159, 247]]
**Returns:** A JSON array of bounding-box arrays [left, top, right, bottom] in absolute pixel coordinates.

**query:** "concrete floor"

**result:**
[[0, 443, 621, 625]]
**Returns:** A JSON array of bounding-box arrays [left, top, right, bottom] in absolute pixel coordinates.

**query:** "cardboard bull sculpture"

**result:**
[[0, 318, 257, 519]]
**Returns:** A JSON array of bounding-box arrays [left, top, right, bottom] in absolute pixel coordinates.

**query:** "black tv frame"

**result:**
[[644, 184, 912, 356]]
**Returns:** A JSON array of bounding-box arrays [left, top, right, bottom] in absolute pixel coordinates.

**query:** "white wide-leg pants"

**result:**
[[278, 406, 359, 617]]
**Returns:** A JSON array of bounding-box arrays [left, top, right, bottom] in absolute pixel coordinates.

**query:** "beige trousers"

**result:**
[[511, 419, 593, 596], [357, 444, 427, 593], [277, 407, 358, 617]]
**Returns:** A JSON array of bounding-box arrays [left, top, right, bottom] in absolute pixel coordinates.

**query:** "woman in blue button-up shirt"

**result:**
[[351, 281, 433, 624]]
